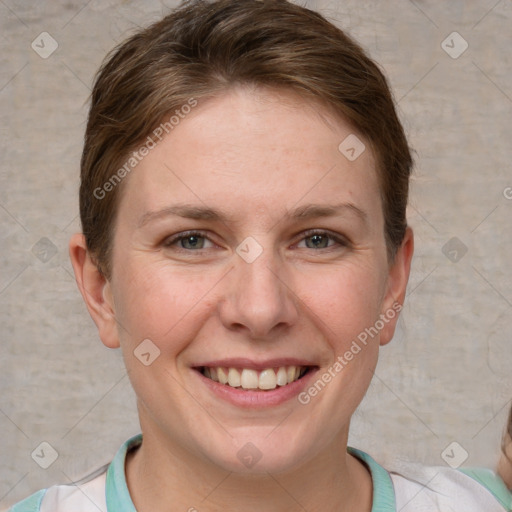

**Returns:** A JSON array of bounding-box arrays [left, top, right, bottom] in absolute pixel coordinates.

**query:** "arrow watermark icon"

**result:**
[[31, 441, 59, 469], [441, 31, 468, 59], [236, 236, 263, 263], [31, 32, 58, 59], [237, 442, 263, 468], [442, 237, 468, 263], [338, 134, 366, 161], [441, 441, 468, 468], [134, 339, 161, 366]]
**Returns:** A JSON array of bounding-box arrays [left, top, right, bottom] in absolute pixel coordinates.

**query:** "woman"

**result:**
[[9, 0, 512, 510]]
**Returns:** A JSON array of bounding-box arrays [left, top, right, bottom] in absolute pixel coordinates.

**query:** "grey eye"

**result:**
[[304, 234, 331, 249], [180, 235, 206, 249]]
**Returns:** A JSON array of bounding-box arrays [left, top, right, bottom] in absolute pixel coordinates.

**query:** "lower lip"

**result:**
[[193, 368, 318, 408]]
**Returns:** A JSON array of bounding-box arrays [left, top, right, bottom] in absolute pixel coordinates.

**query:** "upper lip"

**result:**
[[193, 358, 318, 371]]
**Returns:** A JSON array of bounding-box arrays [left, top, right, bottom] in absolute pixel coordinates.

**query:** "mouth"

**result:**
[[195, 365, 314, 391]]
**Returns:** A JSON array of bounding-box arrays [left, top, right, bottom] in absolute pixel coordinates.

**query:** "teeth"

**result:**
[[217, 367, 229, 384], [202, 365, 308, 391], [228, 368, 241, 387], [276, 367, 288, 386], [240, 369, 259, 389], [258, 369, 277, 390]]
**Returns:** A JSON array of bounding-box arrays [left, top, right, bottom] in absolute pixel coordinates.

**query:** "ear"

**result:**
[[69, 233, 120, 349], [379, 227, 414, 346]]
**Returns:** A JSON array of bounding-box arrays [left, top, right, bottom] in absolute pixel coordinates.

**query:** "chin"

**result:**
[[201, 431, 316, 475]]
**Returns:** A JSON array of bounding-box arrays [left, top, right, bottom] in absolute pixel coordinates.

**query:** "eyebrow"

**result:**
[[138, 202, 367, 228], [138, 205, 224, 227], [292, 203, 367, 223]]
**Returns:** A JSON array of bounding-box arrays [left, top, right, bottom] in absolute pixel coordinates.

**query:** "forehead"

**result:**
[[118, 86, 382, 227]]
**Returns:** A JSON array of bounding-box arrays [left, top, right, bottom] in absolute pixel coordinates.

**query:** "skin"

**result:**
[[70, 85, 413, 512]]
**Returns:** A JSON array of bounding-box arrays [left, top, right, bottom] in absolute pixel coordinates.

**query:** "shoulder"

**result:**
[[6, 435, 142, 512], [7, 465, 108, 512], [389, 460, 512, 512], [7, 489, 46, 512], [349, 446, 512, 511]]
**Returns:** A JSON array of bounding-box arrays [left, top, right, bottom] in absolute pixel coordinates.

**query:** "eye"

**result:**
[[296, 230, 348, 250], [163, 231, 214, 250]]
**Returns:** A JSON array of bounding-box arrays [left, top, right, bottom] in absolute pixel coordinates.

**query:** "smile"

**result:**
[[199, 366, 311, 391]]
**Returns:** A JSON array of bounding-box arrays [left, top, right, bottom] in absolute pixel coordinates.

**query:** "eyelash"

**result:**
[[162, 229, 349, 251]]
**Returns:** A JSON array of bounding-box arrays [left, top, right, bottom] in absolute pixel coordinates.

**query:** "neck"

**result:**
[[125, 426, 372, 512]]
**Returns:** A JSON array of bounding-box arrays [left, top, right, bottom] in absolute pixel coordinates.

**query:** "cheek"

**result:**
[[295, 262, 385, 348], [112, 261, 223, 352]]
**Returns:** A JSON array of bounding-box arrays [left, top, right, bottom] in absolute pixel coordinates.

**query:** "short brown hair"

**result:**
[[80, 0, 413, 278]]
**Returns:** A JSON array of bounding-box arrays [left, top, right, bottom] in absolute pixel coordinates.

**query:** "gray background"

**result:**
[[1, 0, 511, 508]]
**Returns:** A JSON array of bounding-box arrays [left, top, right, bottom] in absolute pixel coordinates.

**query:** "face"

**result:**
[[76, 86, 412, 474]]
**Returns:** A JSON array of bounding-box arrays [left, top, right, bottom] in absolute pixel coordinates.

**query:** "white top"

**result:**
[[9, 434, 512, 512]]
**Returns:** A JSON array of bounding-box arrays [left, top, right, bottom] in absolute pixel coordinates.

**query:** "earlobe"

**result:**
[[69, 233, 120, 349], [379, 227, 414, 346]]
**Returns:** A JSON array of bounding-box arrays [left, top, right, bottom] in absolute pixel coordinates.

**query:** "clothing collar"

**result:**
[[106, 435, 396, 511], [348, 447, 396, 512], [105, 435, 139, 512]]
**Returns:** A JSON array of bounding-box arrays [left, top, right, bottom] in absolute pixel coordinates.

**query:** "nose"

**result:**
[[218, 247, 299, 339]]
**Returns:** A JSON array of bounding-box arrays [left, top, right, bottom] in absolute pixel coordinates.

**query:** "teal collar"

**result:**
[[105, 435, 140, 512], [106, 435, 396, 511], [348, 447, 396, 512]]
